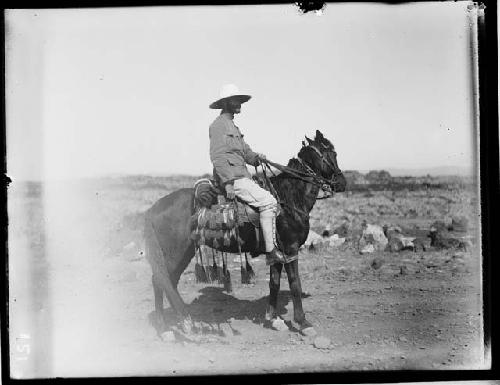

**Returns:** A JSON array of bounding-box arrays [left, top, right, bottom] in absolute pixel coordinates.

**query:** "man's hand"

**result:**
[[257, 153, 267, 162], [225, 184, 236, 200]]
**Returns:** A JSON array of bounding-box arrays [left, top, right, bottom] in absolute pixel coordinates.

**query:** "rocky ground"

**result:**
[[8, 178, 486, 377]]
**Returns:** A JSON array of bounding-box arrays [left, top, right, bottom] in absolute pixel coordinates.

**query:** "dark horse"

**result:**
[[144, 130, 346, 335]]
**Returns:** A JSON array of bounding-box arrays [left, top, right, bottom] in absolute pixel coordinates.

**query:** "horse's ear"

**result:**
[[315, 130, 324, 140], [302, 140, 307, 147], [305, 135, 314, 145]]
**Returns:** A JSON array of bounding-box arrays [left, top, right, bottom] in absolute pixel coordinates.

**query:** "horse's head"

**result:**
[[298, 130, 346, 192]]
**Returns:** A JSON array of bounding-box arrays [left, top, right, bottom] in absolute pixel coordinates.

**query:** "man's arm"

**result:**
[[212, 159, 235, 184]]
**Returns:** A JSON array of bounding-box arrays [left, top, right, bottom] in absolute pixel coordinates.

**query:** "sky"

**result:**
[[6, 2, 479, 181]]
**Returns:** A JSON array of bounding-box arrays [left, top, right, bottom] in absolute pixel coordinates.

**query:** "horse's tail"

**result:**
[[143, 215, 161, 268], [144, 215, 188, 317]]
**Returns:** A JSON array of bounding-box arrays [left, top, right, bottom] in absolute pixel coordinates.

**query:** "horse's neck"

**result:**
[[272, 158, 320, 216]]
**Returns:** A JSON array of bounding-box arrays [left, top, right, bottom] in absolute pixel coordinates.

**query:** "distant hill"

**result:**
[[358, 166, 473, 177], [13, 165, 474, 186]]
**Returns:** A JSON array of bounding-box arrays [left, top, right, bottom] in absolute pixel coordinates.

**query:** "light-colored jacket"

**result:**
[[209, 113, 259, 185]]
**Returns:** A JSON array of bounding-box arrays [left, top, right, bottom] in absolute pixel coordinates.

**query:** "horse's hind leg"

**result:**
[[153, 274, 164, 312], [150, 259, 194, 333], [150, 274, 165, 331], [145, 223, 193, 333]]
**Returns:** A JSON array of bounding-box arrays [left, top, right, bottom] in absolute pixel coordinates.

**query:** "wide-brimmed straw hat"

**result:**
[[209, 84, 251, 109]]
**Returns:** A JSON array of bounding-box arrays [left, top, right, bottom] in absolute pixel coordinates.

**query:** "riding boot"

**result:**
[[260, 208, 285, 265]]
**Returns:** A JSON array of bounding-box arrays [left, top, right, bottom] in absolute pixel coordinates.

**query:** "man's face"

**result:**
[[227, 98, 241, 114]]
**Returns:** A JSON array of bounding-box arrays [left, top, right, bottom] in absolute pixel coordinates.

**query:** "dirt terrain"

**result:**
[[8, 175, 486, 377]]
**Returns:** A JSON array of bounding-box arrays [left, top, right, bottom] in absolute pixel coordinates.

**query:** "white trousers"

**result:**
[[233, 177, 277, 212], [233, 177, 277, 252]]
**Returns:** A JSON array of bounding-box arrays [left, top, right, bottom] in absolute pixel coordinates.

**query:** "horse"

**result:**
[[144, 129, 346, 336]]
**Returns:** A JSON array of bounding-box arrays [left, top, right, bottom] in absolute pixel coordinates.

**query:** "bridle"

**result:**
[[302, 143, 343, 180], [296, 143, 344, 187]]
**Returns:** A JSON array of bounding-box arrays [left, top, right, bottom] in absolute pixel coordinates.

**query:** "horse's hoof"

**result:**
[[271, 317, 289, 332], [264, 308, 275, 322], [300, 326, 317, 337], [149, 311, 166, 332]]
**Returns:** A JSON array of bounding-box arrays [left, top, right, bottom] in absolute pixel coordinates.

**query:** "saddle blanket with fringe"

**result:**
[[190, 200, 261, 247], [191, 178, 262, 248]]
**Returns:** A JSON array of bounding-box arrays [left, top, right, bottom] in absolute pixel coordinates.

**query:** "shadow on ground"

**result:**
[[148, 287, 311, 337]]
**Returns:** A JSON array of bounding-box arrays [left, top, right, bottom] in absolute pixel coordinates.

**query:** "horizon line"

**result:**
[[8, 165, 474, 183]]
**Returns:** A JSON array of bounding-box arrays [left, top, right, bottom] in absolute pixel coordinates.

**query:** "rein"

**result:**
[[261, 158, 334, 192], [257, 162, 310, 218], [257, 154, 338, 217]]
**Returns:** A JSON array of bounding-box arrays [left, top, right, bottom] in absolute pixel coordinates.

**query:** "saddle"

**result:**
[[190, 176, 268, 249], [193, 175, 267, 209]]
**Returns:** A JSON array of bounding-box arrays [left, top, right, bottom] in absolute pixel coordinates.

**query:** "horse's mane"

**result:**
[[270, 156, 320, 214]]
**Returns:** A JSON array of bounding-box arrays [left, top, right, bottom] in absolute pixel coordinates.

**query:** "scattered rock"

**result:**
[[428, 229, 466, 250], [370, 257, 384, 269], [328, 234, 346, 247], [360, 244, 375, 254], [197, 321, 215, 333], [301, 326, 317, 337], [359, 222, 388, 253], [160, 330, 176, 342], [452, 252, 467, 259], [383, 225, 403, 240], [400, 236, 415, 249], [413, 238, 428, 252], [387, 237, 404, 252], [451, 216, 468, 232], [333, 222, 350, 237], [300, 334, 314, 344], [304, 230, 326, 249], [384, 224, 416, 252], [219, 323, 234, 337], [313, 336, 331, 349], [304, 230, 346, 250], [271, 317, 289, 332]]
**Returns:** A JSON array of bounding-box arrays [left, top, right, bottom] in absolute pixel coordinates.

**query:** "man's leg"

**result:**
[[233, 178, 284, 264]]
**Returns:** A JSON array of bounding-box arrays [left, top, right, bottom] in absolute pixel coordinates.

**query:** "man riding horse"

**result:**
[[143, 84, 346, 337], [209, 84, 287, 266]]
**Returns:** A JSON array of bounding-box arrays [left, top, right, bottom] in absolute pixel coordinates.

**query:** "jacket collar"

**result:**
[[219, 112, 234, 121]]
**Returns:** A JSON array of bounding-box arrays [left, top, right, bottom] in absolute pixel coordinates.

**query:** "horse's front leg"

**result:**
[[265, 263, 283, 322], [284, 259, 316, 335]]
